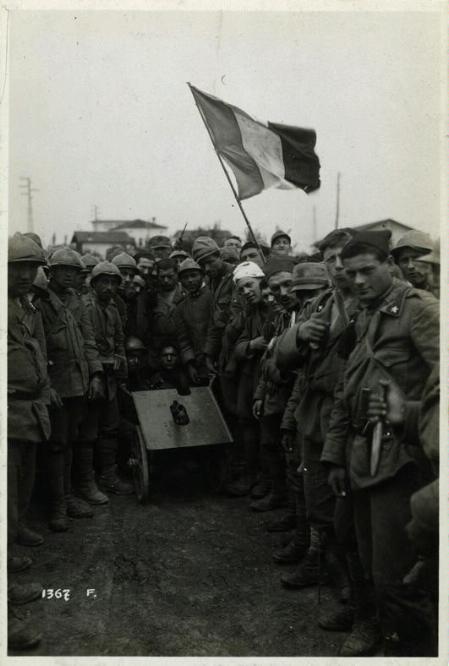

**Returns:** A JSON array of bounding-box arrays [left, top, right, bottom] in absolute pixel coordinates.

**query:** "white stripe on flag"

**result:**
[[233, 111, 296, 191]]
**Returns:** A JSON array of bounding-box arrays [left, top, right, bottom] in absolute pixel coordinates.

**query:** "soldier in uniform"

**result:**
[[7, 233, 51, 650], [80, 261, 133, 496], [174, 258, 213, 385], [147, 258, 184, 366], [240, 241, 266, 268], [321, 230, 439, 656], [391, 230, 437, 295], [270, 230, 292, 257], [38, 248, 105, 531], [147, 235, 173, 261]]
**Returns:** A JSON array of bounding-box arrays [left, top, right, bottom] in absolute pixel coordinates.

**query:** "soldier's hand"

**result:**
[[297, 313, 328, 345], [367, 380, 406, 425], [49, 388, 63, 409], [252, 399, 263, 420], [328, 466, 347, 497], [187, 363, 200, 384], [250, 336, 268, 353], [205, 356, 217, 375], [88, 375, 105, 401], [281, 431, 295, 454]]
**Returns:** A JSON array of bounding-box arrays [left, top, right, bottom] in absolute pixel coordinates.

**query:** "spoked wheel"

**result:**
[[129, 426, 150, 504]]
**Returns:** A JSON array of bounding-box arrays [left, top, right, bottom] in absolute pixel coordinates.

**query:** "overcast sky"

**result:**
[[8, 9, 442, 250]]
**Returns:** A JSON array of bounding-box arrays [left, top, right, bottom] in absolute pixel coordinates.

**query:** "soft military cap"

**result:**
[[178, 258, 203, 276], [90, 261, 122, 283], [341, 230, 392, 260], [82, 253, 101, 269], [233, 261, 265, 283], [112, 252, 137, 270], [263, 255, 296, 278], [291, 262, 329, 291], [192, 236, 220, 263], [8, 233, 46, 264], [148, 235, 172, 249], [271, 230, 291, 246]]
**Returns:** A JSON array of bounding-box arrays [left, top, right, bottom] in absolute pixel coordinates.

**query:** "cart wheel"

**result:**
[[130, 426, 150, 504]]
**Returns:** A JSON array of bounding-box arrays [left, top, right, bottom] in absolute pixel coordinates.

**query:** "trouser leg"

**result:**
[[8, 441, 22, 550]]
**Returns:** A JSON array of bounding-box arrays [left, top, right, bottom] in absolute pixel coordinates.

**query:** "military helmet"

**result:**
[[23, 231, 43, 248], [178, 258, 203, 276], [391, 231, 434, 258], [8, 233, 46, 264], [90, 261, 122, 283], [82, 253, 101, 270], [48, 248, 85, 270], [112, 252, 137, 271], [125, 336, 147, 353], [169, 249, 190, 261]]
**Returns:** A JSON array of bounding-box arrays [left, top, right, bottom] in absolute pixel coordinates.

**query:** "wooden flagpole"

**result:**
[[187, 82, 266, 262]]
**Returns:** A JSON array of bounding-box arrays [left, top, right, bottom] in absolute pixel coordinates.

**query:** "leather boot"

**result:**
[[273, 511, 310, 564], [8, 582, 43, 605], [319, 605, 354, 631], [250, 476, 271, 499], [266, 514, 296, 533], [65, 494, 94, 518], [73, 445, 109, 505], [98, 466, 134, 495], [47, 452, 69, 532], [338, 551, 382, 656], [8, 556, 33, 573], [16, 525, 44, 547], [250, 490, 288, 512], [8, 607, 42, 651], [281, 527, 328, 589]]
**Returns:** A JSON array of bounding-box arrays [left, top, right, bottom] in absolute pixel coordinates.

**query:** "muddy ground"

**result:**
[[9, 451, 346, 658]]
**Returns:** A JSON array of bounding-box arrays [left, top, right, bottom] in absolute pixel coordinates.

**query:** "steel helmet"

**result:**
[[169, 249, 190, 261], [112, 252, 137, 271], [82, 253, 101, 270], [125, 336, 147, 353], [8, 233, 46, 264], [391, 231, 434, 258], [48, 248, 84, 270], [90, 261, 122, 284], [23, 232, 43, 248], [178, 258, 203, 276]]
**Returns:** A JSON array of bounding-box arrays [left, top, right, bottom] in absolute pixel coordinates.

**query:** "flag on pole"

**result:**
[[190, 85, 321, 200]]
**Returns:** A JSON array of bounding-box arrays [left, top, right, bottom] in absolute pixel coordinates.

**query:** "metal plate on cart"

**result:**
[[132, 386, 233, 451]]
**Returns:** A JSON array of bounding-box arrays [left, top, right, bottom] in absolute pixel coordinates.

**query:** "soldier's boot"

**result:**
[[250, 475, 288, 512], [8, 607, 42, 651], [8, 556, 33, 573], [97, 436, 134, 495], [266, 486, 297, 532], [338, 551, 381, 657], [8, 582, 43, 606], [16, 525, 44, 547], [47, 452, 69, 532], [250, 475, 271, 499], [318, 605, 354, 631], [73, 444, 109, 505], [281, 527, 328, 589], [64, 445, 94, 518], [273, 507, 310, 564]]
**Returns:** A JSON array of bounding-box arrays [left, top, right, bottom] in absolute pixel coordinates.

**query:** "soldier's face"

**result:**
[[240, 248, 264, 268], [397, 249, 432, 288], [268, 271, 295, 310], [8, 262, 39, 297], [153, 247, 171, 260], [271, 237, 291, 256], [92, 275, 120, 302], [119, 268, 135, 287], [343, 253, 393, 305], [201, 255, 222, 279], [137, 258, 154, 276], [180, 270, 203, 294], [225, 238, 241, 251], [160, 347, 178, 370], [237, 277, 262, 305], [50, 266, 80, 291], [323, 244, 351, 289], [158, 268, 178, 292]]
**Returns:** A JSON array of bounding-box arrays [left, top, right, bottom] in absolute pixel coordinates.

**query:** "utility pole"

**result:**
[[334, 172, 341, 230], [19, 177, 39, 233]]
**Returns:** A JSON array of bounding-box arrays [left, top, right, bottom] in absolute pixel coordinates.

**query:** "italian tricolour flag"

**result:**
[[190, 85, 321, 201]]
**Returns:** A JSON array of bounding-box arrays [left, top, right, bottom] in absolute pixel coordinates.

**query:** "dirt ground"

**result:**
[[9, 450, 346, 658]]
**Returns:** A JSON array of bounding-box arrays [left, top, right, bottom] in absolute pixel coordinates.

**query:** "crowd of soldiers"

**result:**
[[7, 224, 439, 655]]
